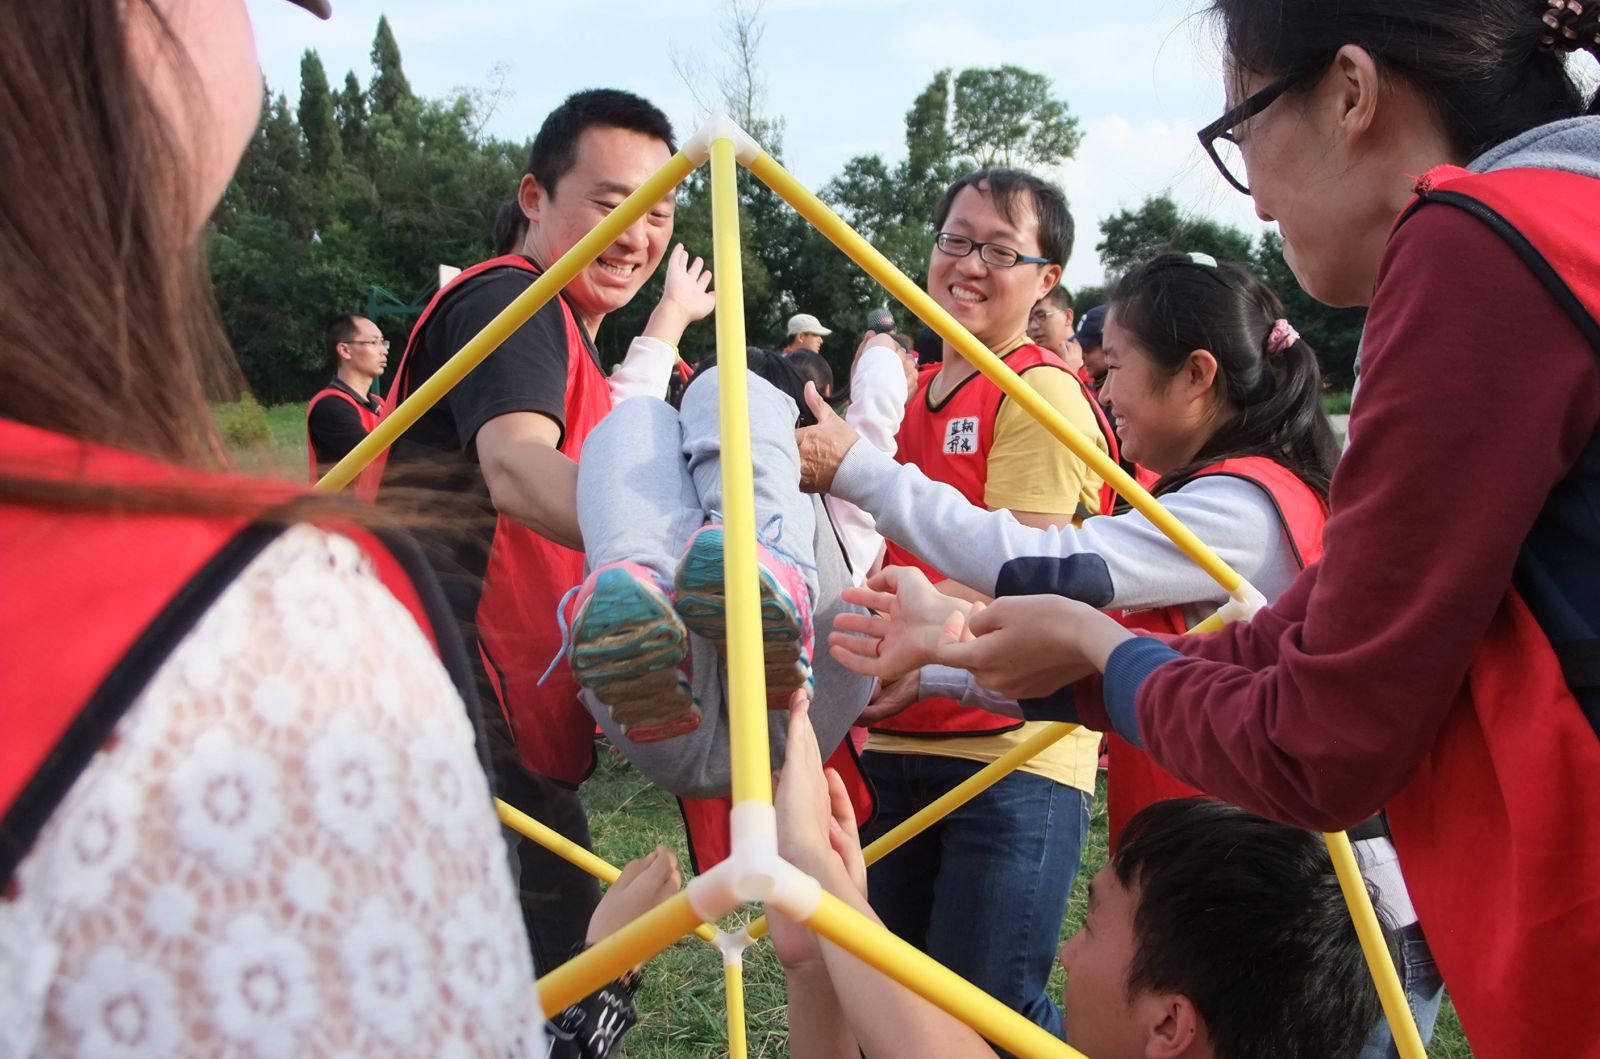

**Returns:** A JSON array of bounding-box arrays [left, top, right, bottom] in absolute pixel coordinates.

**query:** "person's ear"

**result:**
[[1038, 263, 1063, 298], [1062, 308, 1075, 330], [518, 172, 545, 225], [1183, 348, 1221, 402], [335, 342, 353, 365], [1330, 43, 1381, 146], [1140, 992, 1203, 1058]]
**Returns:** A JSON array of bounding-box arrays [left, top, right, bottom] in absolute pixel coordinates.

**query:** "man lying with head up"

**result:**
[[770, 702, 1385, 1059]]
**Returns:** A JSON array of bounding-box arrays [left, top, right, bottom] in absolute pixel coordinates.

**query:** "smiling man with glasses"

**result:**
[[842, 166, 1113, 1045], [306, 312, 387, 479]]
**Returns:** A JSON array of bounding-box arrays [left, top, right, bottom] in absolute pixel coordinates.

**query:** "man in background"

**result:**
[[305, 313, 385, 479]]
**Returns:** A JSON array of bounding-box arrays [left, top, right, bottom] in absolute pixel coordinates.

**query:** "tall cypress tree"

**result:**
[[297, 50, 342, 178], [335, 71, 368, 166], [368, 16, 413, 116]]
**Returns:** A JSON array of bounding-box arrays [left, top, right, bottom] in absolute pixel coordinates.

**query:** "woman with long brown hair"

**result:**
[[0, 4, 668, 1055]]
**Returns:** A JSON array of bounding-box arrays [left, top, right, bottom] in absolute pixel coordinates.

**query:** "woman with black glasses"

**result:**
[[833, 2, 1600, 1054]]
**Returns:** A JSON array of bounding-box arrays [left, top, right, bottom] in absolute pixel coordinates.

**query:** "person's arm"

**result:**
[[308, 394, 371, 464], [1058, 207, 1600, 831], [608, 245, 714, 402], [477, 412, 583, 549]]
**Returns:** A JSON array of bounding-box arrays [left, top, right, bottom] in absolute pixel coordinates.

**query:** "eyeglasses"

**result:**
[[934, 232, 1050, 269], [1028, 309, 1063, 326], [349, 338, 391, 349], [1196, 63, 1327, 195]]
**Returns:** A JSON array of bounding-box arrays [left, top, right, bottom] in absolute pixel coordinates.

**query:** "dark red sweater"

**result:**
[[1075, 202, 1600, 831]]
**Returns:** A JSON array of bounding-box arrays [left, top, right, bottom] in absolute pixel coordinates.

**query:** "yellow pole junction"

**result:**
[[708, 135, 774, 809], [805, 891, 1090, 1059], [312, 149, 698, 493], [1326, 831, 1429, 1059]]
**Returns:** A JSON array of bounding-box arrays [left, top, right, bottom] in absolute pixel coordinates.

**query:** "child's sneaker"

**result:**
[[672, 523, 814, 708], [564, 562, 700, 742]]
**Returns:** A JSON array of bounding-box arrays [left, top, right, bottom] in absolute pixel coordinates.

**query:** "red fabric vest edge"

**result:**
[[375, 255, 613, 785], [874, 345, 1119, 738], [1378, 165, 1600, 1058], [0, 420, 451, 861], [1105, 456, 1327, 850], [305, 385, 380, 484]]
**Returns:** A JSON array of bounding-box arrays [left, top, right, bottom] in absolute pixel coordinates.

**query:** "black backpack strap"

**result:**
[[0, 522, 287, 893]]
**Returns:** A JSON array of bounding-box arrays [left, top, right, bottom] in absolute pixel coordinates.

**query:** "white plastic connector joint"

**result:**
[[713, 927, 756, 969], [1215, 580, 1268, 626], [682, 114, 764, 166], [685, 802, 823, 924]]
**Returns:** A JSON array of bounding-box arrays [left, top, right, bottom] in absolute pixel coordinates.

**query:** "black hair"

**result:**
[[527, 89, 676, 199], [1114, 799, 1387, 1059], [784, 349, 834, 401], [492, 198, 528, 256], [912, 324, 943, 367], [1211, 0, 1600, 162], [677, 349, 819, 428], [1041, 285, 1075, 313], [323, 313, 366, 367], [1107, 253, 1339, 499], [933, 168, 1074, 269]]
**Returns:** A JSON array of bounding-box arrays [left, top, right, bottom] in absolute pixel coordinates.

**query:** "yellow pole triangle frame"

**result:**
[[315, 115, 1426, 1059]]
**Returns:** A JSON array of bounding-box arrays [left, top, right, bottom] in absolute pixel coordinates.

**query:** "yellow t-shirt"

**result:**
[[872, 346, 1108, 792]]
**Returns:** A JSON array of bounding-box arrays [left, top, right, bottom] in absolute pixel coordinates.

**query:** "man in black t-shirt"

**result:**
[[379, 89, 689, 997], [305, 314, 385, 479]]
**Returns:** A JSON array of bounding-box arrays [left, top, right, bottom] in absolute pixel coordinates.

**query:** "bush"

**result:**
[[213, 394, 273, 449]]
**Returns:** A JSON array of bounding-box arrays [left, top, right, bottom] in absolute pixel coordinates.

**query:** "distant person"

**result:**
[[1027, 286, 1083, 375], [305, 313, 386, 480], [911, 323, 943, 366], [1075, 303, 1108, 393], [493, 197, 530, 256], [865, 306, 898, 340], [783, 312, 832, 354], [771, 703, 1383, 1059]]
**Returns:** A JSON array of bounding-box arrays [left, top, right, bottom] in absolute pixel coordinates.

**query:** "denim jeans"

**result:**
[[860, 750, 1092, 1051], [1357, 921, 1446, 1059]]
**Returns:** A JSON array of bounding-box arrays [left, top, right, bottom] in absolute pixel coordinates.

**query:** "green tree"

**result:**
[[950, 66, 1083, 169], [1252, 231, 1366, 388], [1095, 193, 1255, 277], [296, 50, 341, 180], [368, 16, 413, 117], [336, 70, 369, 165]]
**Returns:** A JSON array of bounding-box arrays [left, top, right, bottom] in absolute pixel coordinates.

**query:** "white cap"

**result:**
[[786, 312, 832, 337]]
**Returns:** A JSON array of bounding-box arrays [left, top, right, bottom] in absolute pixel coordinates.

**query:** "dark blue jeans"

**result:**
[[1357, 921, 1445, 1059], [860, 751, 1092, 1049]]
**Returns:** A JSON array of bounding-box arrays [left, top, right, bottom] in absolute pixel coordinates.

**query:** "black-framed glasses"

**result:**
[[1197, 64, 1326, 195], [934, 232, 1050, 268]]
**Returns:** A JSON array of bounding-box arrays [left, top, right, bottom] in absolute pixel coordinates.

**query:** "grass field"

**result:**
[[221, 401, 1469, 1056]]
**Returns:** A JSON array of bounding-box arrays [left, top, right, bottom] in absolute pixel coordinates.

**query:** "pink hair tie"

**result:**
[[1266, 318, 1299, 357]]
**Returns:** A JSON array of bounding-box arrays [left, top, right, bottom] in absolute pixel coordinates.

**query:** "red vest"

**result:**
[[305, 384, 380, 483], [875, 344, 1118, 737], [379, 255, 613, 785], [1378, 165, 1600, 1058], [1104, 457, 1326, 850], [0, 420, 459, 888]]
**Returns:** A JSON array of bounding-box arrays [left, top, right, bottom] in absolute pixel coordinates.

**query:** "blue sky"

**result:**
[[247, 0, 1270, 289]]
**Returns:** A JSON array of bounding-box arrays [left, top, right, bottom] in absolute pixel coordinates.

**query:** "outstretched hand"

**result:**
[[829, 565, 975, 681], [643, 244, 715, 348], [931, 593, 1134, 700], [586, 844, 683, 945], [795, 382, 861, 493]]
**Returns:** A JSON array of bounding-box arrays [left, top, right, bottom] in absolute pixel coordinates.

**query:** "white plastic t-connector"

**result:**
[[1215, 580, 1269, 625], [685, 802, 821, 923], [682, 114, 763, 166], [713, 927, 756, 969]]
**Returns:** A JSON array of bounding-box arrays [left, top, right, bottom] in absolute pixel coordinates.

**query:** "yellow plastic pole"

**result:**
[[805, 891, 1087, 1059], [496, 798, 718, 944], [745, 722, 1076, 943], [744, 152, 1241, 594], [537, 890, 705, 1014], [725, 958, 749, 1059], [1325, 831, 1428, 1059], [709, 136, 773, 807], [314, 150, 698, 492]]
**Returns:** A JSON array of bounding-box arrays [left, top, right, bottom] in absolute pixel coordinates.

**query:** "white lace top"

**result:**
[[0, 526, 545, 1059]]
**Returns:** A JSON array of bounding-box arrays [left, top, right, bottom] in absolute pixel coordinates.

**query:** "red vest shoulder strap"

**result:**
[[1188, 456, 1328, 567]]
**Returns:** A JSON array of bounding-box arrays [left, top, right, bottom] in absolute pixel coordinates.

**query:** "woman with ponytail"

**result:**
[[821, 2, 1600, 1052]]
